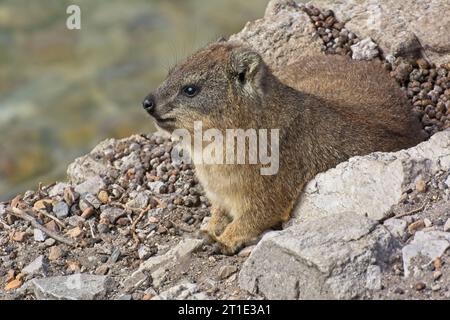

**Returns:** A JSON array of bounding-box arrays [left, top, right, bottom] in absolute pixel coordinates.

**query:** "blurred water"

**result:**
[[0, 0, 269, 200]]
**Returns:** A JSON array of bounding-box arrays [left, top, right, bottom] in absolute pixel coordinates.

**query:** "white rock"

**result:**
[[365, 265, 382, 291], [444, 218, 450, 232], [402, 230, 450, 277], [290, 131, 450, 224], [74, 176, 105, 196], [53, 201, 69, 219], [48, 183, 69, 197], [383, 218, 407, 238], [351, 37, 379, 60], [239, 212, 394, 299], [34, 229, 47, 242], [31, 274, 112, 300], [23, 255, 47, 275], [147, 181, 165, 194], [154, 282, 208, 300]]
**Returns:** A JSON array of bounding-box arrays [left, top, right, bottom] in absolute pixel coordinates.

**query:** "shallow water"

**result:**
[[0, 0, 269, 200]]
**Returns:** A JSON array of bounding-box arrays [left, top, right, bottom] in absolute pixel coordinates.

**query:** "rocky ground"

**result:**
[[1, 0, 450, 300]]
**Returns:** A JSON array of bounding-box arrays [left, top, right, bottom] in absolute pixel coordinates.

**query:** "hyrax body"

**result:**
[[143, 41, 425, 254]]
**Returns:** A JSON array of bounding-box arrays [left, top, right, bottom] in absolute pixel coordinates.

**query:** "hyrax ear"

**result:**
[[228, 48, 266, 90]]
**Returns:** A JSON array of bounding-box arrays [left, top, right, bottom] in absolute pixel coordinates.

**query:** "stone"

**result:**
[[5, 279, 22, 291], [153, 282, 208, 300], [147, 181, 165, 194], [123, 270, 147, 291], [34, 229, 47, 242], [229, 0, 323, 73], [415, 179, 427, 193], [402, 230, 450, 277], [383, 218, 407, 238], [100, 206, 125, 224], [126, 238, 203, 288], [67, 138, 121, 184], [118, 151, 142, 172], [48, 246, 64, 261], [23, 255, 47, 275], [445, 175, 450, 188], [67, 215, 85, 227], [312, 0, 450, 66], [238, 245, 256, 258], [424, 218, 433, 228], [137, 245, 151, 260], [365, 265, 382, 291], [44, 238, 56, 247], [31, 274, 112, 300], [351, 37, 379, 60], [239, 212, 395, 299], [97, 191, 109, 204], [126, 192, 149, 209], [53, 201, 69, 219], [444, 218, 450, 232], [48, 183, 69, 197], [408, 220, 425, 234], [0, 203, 6, 217], [74, 176, 106, 196], [82, 193, 102, 209], [289, 131, 450, 224], [219, 265, 238, 279]]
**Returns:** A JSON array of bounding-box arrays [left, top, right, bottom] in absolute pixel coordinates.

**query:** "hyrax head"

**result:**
[[142, 41, 268, 133]]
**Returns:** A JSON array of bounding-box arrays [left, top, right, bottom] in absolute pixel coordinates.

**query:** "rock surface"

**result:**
[[240, 130, 450, 299], [290, 130, 450, 224], [31, 274, 112, 300], [310, 0, 450, 65], [229, 0, 323, 71]]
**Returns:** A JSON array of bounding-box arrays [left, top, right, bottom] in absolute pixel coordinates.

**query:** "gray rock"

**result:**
[[74, 176, 105, 196], [365, 265, 382, 291], [289, 131, 450, 224], [100, 206, 125, 224], [117, 151, 142, 172], [137, 245, 152, 260], [23, 255, 47, 275], [82, 193, 102, 209], [0, 203, 6, 217], [153, 282, 208, 300], [126, 238, 203, 288], [53, 201, 69, 219], [229, 0, 323, 73], [147, 181, 165, 194], [239, 212, 395, 299], [126, 192, 149, 209], [402, 230, 450, 277], [351, 37, 379, 60], [48, 183, 69, 198], [445, 175, 450, 189], [31, 274, 112, 300], [67, 215, 85, 227], [219, 265, 238, 279], [122, 270, 148, 291], [311, 0, 450, 65], [34, 229, 47, 242], [384, 218, 407, 238], [444, 218, 450, 232]]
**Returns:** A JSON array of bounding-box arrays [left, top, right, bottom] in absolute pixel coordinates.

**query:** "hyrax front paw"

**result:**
[[212, 236, 245, 256]]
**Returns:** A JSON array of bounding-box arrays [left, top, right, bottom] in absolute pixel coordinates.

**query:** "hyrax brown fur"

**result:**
[[143, 41, 425, 254]]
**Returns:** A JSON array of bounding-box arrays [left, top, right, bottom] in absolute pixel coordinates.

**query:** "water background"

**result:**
[[0, 0, 269, 200]]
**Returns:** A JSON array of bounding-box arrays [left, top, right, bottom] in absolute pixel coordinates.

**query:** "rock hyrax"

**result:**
[[142, 41, 425, 254]]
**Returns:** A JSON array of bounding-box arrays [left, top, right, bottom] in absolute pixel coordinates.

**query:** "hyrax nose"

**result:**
[[142, 95, 155, 114]]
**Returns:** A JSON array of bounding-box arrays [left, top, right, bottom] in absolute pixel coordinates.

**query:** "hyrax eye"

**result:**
[[182, 85, 199, 97]]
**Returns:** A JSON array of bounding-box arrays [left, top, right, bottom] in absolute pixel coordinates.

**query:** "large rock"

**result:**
[[311, 0, 450, 65], [240, 130, 450, 299], [290, 130, 450, 224], [239, 212, 394, 299], [31, 274, 112, 300], [229, 0, 323, 72]]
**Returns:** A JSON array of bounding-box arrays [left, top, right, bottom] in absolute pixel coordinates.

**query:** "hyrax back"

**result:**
[[144, 42, 425, 254]]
